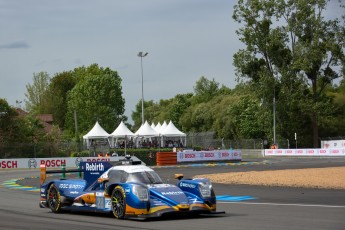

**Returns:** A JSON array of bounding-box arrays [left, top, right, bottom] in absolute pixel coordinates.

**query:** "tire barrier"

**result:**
[[156, 152, 177, 166]]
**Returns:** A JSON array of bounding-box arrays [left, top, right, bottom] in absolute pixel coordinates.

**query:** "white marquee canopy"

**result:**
[[110, 121, 135, 152], [111, 121, 134, 138], [83, 121, 110, 149], [134, 121, 159, 137]]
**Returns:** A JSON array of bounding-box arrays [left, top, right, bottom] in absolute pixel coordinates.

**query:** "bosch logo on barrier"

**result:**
[[86, 158, 110, 162], [204, 153, 214, 157], [331, 149, 340, 154], [307, 150, 315, 154], [75, 157, 83, 167], [222, 152, 229, 157], [28, 159, 37, 168], [185, 153, 196, 158], [40, 159, 66, 167], [86, 163, 104, 171], [1, 160, 18, 169]]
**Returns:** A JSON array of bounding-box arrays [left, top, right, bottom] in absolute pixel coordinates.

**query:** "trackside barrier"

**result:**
[[0, 156, 143, 169], [264, 148, 345, 156], [176, 149, 242, 163], [156, 152, 177, 166]]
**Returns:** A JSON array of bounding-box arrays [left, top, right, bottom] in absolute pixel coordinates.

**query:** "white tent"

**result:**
[[154, 122, 162, 133], [111, 121, 134, 137], [150, 122, 156, 130], [157, 121, 168, 135], [135, 120, 159, 137], [134, 121, 159, 147], [83, 121, 110, 149], [160, 120, 187, 147], [110, 121, 135, 153], [161, 120, 186, 136]]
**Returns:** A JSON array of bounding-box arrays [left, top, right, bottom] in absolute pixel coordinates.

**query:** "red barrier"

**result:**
[[156, 152, 177, 166]]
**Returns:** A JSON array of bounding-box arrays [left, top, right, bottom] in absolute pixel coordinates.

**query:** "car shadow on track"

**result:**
[[53, 210, 230, 222]]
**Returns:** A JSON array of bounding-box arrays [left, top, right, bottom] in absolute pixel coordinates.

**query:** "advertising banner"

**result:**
[[0, 156, 142, 169], [321, 140, 345, 149], [176, 149, 242, 162], [264, 148, 345, 156]]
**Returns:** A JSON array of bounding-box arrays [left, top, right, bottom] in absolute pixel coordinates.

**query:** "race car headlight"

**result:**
[[133, 185, 149, 201], [199, 181, 212, 198]]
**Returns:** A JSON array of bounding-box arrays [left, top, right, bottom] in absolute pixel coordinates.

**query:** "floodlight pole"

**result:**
[[138, 52, 148, 125], [273, 94, 276, 145]]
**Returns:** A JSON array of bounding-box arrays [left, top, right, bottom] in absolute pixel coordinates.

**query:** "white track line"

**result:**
[[218, 201, 345, 208]]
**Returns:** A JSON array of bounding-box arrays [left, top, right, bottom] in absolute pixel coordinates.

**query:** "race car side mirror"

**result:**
[[175, 174, 184, 180]]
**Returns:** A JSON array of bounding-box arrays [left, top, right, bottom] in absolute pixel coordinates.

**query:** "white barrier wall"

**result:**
[[176, 149, 242, 162], [264, 148, 345, 156], [0, 156, 142, 169], [321, 140, 345, 148]]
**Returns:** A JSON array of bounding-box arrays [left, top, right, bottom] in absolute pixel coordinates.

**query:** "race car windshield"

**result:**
[[127, 171, 163, 184]]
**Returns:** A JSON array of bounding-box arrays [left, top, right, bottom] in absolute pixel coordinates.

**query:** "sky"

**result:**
[[0, 0, 343, 124]]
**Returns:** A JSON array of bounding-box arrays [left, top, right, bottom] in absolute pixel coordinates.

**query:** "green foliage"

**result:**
[[65, 64, 125, 137], [10, 1, 345, 151], [131, 93, 193, 131], [44, 71, 77, 128], [0, 99, 22, 144], [232, 0, 345, 147], [193, 76, 220, 104], [131, 100, 156, 130], [24, 72, 50, 113]]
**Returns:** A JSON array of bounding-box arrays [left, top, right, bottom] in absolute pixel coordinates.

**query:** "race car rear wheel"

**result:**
[[111, 186, 126, 219], [47, 184, 62, 213]]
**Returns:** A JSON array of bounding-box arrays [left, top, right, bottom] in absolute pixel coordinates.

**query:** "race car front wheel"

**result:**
[[47, 184, 62, 213], [111, 186, 126, 219]]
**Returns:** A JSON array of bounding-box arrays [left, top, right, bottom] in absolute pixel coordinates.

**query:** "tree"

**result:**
[[24, 72, 50, 113], [43, 71, 77, 128], [65, 64, 125, 137], [131, 100, 156, 130], [233, 0, 345, 147], [193, 76, 220, 104], [0, 99, 21, 145], [167, 94, 192, 129]]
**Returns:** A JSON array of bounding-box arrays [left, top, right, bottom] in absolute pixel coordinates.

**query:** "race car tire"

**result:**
[[47, 184, 62, 213], [111, 186, 126, 219]]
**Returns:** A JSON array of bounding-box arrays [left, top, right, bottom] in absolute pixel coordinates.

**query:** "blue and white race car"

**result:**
[[39, 158, 223, 219]]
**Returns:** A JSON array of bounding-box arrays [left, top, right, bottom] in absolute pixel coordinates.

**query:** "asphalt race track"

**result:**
[[0, 158, 344, 230]]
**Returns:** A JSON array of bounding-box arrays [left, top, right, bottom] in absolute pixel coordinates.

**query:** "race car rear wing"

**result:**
[[40, 156, 143, 186], [40, 164, 83, 185]]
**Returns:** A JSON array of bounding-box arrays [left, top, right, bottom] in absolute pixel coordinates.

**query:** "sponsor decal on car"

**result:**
[[85, 163, 104, 171], [179, 182, 196, 188], [161, 191, 184, 196], [59, 184, 84, 189]]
